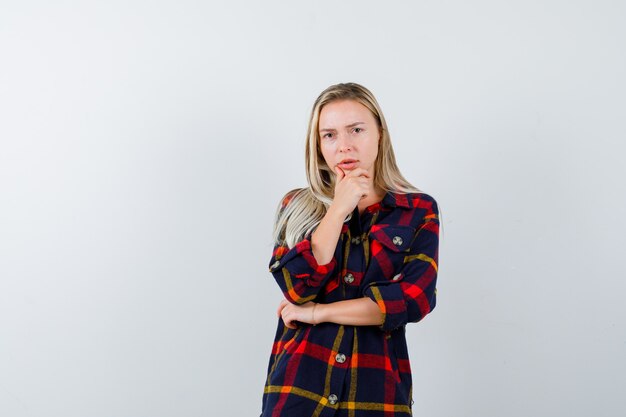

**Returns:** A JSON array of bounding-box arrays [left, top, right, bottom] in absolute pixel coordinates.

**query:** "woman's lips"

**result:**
[[337, 160, 358, 170]]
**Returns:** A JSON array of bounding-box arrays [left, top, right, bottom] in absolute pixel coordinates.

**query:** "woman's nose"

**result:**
[[337, 133, 353, 152]]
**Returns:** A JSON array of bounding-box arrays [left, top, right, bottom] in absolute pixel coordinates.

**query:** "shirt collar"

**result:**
[[384, 191, 413, 208], [365, 190, 413, 213]]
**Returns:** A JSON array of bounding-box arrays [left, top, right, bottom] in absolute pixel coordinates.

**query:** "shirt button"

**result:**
[[335, 353, 346, 363], [343, 273, 354, 284], [392, 236, 403, 246], [328, 394, 338, 405], [392, 273, 402, 281], [351, 236, 361, 245]]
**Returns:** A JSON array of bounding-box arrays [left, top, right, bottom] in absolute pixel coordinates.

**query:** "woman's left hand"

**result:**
[[277, 299, 317, 329]]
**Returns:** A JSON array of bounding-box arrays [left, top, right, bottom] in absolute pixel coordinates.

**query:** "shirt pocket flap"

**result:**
[[369, 224, 416, 253]]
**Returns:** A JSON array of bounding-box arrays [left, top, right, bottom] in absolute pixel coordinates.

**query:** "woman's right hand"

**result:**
[[331, 167, 372, 217], [310, 167, 371, 266]]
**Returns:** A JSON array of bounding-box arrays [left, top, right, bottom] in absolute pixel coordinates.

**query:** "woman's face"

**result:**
[[318, 99, 380, 178]]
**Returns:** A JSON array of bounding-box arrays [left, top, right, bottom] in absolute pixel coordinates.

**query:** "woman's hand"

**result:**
[[277, 299, 317, 329], [331, 167, 372, 217], [308, 166, 370, 266]]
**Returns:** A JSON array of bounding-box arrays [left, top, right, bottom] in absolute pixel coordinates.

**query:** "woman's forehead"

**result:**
[[319, 100, 375, 129]]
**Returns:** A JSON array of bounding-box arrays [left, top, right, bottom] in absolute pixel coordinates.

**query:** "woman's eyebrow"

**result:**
[[320, 122, 365, 132]]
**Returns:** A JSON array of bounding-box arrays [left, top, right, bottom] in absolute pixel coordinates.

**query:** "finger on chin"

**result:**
[[347, 168, 367, 177]]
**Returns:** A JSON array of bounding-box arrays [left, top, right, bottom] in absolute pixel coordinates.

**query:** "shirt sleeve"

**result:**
[[363, 197, 440, 331], [268, 191, 338, 305], [269, 237, 338, 304]]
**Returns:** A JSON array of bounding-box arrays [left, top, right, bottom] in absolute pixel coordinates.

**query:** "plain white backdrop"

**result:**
[[1, 1, 625, 416]]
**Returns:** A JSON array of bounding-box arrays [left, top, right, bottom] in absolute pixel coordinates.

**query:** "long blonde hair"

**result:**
[[273, 83, 421, 248]]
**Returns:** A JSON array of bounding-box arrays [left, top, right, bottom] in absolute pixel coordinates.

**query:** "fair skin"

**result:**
[[278, 99, 388, 329]]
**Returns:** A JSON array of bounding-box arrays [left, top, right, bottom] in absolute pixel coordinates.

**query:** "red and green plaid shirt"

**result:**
[[261, 190, 440, 417]]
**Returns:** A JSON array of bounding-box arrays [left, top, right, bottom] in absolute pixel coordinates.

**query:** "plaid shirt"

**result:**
[[261, 190, 440, 417]]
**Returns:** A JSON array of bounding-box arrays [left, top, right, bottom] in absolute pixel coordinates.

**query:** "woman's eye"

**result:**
[[353, 127, 362, 133], [322, 133, 334, 139]]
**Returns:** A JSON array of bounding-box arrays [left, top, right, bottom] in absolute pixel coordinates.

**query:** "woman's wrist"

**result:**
[[326, 203, 349, 222], [313, 303, 325, 325]]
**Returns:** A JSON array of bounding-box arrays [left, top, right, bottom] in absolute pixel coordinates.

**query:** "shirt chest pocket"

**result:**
[[368, 224, 417, 279], [369, 224, 416, 252]]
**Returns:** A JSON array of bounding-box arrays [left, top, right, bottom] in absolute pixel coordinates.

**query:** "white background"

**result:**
[[1, 1, 625, 416]]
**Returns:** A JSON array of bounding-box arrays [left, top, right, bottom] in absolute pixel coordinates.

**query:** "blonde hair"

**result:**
[[273, 82, 421, 248]]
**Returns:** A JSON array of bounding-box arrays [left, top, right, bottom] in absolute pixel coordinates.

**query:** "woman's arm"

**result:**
[[310, 205, 345, 265], [278, 298, 384, 329], [268, 190, 342, 306]]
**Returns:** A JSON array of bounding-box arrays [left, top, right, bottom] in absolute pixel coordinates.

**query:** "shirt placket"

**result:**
[[341, 209, 368, 295]]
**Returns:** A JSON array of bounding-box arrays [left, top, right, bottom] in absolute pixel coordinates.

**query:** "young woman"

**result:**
[[260, 83, 440, 417]]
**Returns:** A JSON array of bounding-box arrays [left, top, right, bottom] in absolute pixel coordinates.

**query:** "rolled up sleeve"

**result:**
[[269, 237, 337, 304], [363, 200, 440, 331]]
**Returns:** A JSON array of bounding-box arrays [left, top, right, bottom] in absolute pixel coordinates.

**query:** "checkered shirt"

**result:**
[[260, 190, 440, 417]]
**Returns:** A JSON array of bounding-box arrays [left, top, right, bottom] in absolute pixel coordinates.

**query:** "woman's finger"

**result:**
[[277, 299, 289, 317], [334, 167, 345, 181], [281, 309, 298, 329], [346, 168, 370, 178]]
